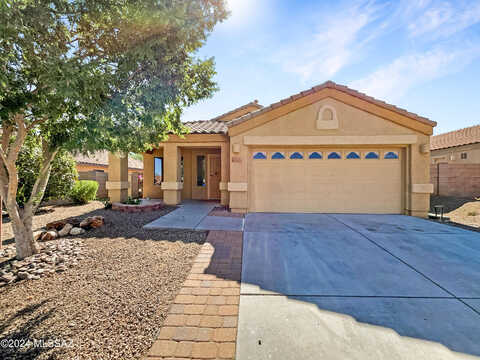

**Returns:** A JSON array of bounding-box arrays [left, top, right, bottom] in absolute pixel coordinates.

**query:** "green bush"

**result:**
[[16, 134, 78, 206], [70, 180, 99, 204]]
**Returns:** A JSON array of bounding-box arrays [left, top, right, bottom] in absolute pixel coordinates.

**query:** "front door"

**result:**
[[208, 154, 221, 200]]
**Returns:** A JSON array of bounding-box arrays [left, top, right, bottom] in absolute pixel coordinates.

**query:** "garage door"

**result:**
[[249, 149, 403, 213]]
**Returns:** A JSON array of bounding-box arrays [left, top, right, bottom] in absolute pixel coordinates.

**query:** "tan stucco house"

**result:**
[[122, 81, 436, 217], [431, 124, 480, 164]]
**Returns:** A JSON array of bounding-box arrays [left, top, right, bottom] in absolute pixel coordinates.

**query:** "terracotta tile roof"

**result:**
[[226, 81, 436, 128], [74, 151, 143, 170], [431, 124, 480, 151], [183, 120, 228, 134], [209, 100, 263, 122]]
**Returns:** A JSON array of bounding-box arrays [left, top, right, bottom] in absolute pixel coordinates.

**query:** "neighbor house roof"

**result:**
[[183, 120, 228, 134], [182, 100, 262, 134], [74, 151, 143, 170], [430, 124, 480, 151], [226, 81, 436, 129], [209, 100, 262, 122]]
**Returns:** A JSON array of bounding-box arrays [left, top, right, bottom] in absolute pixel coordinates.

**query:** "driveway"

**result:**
[[237, 213, 480, 359]]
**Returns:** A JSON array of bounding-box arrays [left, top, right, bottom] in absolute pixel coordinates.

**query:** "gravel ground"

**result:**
[[430, 195, 480, 231], [0, 202, 207, 359]]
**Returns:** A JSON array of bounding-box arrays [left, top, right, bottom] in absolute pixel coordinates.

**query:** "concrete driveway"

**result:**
[[237, 213, 480, 360]]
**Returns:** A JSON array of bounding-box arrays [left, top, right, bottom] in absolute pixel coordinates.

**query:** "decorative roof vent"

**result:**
[[317, 105, 339, 130]]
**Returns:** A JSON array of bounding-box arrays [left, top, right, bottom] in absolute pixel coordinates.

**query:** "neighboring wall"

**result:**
[[78, 171, 108, 198], [77, 163, 143, 174], [431, 143, 480, 164], [431, 163, 480, 198], [79, 170, 141, 199]]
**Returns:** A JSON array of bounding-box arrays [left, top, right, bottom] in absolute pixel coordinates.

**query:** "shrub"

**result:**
[[70, 180, 99, 204], [122, 197, 141, 205], [16, 135, 78, 206]]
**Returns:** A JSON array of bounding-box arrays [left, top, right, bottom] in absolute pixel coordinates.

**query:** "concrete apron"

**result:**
[[236, 213, 480, 360]]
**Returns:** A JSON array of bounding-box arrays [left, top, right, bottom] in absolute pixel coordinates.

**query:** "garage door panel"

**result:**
[[250, 149, 403, 213]]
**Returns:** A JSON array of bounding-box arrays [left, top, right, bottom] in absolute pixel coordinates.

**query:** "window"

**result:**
[[384, 151, 399, 159], [346, 151, 360, 159], [461, 152, 468, 159], [253, 151, 267, 159], [328, 151, 341, 159], [290, 152, 304, 159], [196, 155, 206, 186], [272, 152, 285, 159], [154, 157, 163, 185], [308, 152, 322, 159], [365, 151, 379, 159]]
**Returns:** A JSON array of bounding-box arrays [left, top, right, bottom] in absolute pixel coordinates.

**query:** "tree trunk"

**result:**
[[8, 205, 38, 259]]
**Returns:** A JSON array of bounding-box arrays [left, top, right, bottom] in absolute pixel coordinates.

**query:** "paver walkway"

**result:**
[[145, 230, 243, 359]]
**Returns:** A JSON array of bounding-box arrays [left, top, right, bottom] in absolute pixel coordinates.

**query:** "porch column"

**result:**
[[107, 152, 129, 203], [161, 143, 182, 205], [220, 142, 229, 206]]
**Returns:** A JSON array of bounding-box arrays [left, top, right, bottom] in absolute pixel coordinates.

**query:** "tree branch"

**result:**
[[24, 142, 58, 215]]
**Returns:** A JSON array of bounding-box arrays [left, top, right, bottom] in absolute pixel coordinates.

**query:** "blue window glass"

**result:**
[[272, 152, 285, 159], [365, 151, 379, 159], [290, 152, 303, 159], [309, 152, 322, 159], [328, 152, 341, 159], [253, 152, 266, 159], [346, 152, 360, 159], [384, 151, 399, 159]]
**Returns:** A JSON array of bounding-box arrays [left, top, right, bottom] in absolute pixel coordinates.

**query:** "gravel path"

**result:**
[[0, 202, 207, 359]]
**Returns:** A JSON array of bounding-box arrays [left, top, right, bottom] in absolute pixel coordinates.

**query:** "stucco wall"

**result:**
[[228, 97, 432, 216], [431, 143, 480, 164]]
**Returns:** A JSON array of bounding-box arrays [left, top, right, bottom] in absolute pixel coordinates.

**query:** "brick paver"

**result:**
[[146, 230, 242, 359]]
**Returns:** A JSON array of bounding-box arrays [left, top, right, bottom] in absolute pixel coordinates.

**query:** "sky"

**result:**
[[182, 0, 480, 135]]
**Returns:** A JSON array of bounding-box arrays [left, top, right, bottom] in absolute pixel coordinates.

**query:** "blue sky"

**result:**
[[182, 0, 480, 135]]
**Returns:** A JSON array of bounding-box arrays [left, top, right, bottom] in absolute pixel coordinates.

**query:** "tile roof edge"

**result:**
[[225, 81, 436, 129]]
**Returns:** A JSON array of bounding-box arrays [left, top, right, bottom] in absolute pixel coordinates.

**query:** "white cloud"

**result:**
[[408, 1, 480, 38], [350, 44, 480, 101], [276, 1, 383, 81]]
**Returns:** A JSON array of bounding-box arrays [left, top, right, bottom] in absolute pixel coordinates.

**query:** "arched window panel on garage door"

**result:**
[[328, 151, 342, 159], [365, 151, 379, 159], [346, 151, 360, 159], [308, 151, 323, 159], [253, 151, 267, 159], [384, 151, 399, 159], [289, 152, 304, 159], [272, 151, 286, 159]]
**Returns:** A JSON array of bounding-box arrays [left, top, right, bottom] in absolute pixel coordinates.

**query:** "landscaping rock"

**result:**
[[41, 230, 58, 241], [33, 230, 45, 241], [17, 271, 29, 280], [1, 273, 17, 283], [70, 227, 86, 236], [79, 216, 104, 229], [58, 223, 73, 237], [46, 220, 67, 230]]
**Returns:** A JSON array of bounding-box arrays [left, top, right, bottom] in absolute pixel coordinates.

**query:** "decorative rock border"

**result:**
[[112, 201, 164, 213]]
